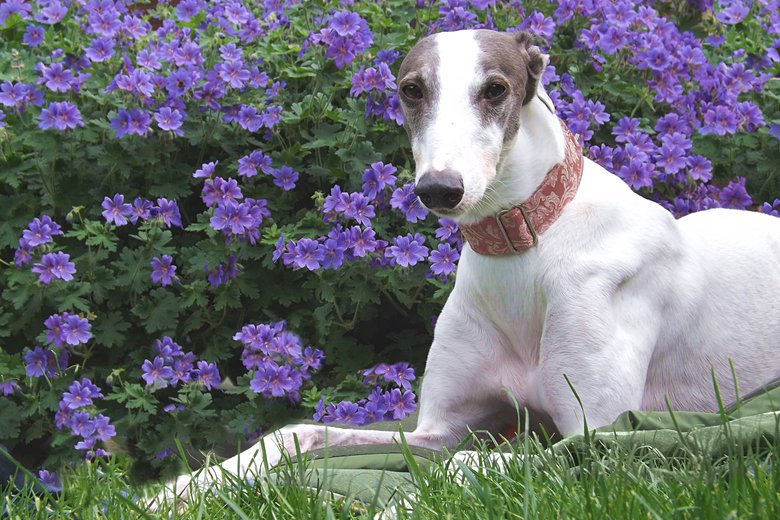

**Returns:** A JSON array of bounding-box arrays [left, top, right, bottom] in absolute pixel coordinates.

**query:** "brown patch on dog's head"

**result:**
[[473, 30, 545, 144], [397, 35, 440, 140]]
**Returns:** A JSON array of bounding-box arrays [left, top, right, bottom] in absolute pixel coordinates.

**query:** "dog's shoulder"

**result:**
[[560, 158, 677, 238], [538, 158, 683, 288]]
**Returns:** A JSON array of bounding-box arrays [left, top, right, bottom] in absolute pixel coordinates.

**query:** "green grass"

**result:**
[[3, 435, 779, 519]]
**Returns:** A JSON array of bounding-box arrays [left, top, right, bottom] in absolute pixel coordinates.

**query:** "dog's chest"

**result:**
[[457, 248, 546, 365]]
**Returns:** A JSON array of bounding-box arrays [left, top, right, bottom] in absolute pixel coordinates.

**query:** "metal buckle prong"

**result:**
[[495, 205, 538, 254]]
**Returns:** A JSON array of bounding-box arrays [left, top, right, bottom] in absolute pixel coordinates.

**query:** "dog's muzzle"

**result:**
[[414, 169, 464, 211]]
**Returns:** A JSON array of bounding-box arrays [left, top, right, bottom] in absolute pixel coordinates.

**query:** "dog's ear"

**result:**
[[514, 31, 545, 105]]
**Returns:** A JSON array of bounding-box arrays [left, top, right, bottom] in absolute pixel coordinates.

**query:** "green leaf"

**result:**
[[55, 283, 92, 313], [131, 288, 180, 334], [93, 310, 131, 348], [0, 400, 23, 441], [106, 383, 159, 415]]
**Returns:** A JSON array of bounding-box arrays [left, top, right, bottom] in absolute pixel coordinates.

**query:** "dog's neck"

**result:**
[[459, 94, 584, 255], [458, 92, 567, 224]]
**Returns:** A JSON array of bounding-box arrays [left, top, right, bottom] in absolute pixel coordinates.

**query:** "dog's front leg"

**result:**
[[538, 289, 659, 435], [149, 423, 449, 509]]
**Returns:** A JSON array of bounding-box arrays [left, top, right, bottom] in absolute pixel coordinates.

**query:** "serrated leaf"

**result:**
[[131, 288, 180, 334], [93, 310, 131, 348], [54, 283, 92, 313]]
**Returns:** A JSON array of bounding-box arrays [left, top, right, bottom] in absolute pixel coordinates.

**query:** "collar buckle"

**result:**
[[495, 205, 538, 254]]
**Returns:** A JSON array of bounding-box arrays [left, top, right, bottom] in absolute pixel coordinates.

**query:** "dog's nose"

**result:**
[[414, 170, 464, 210]]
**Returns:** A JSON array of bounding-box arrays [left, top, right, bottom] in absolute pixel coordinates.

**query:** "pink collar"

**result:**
[[459, 120, 583, 255]]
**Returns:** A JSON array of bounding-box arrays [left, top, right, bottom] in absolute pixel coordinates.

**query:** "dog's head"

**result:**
[[397, 30, 545, 220]]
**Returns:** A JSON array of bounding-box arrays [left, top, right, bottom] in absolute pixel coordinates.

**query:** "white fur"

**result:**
[[149, 30, 780, 509]]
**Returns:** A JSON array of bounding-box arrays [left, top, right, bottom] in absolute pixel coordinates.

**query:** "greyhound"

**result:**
[[153, 29, 780, 507]]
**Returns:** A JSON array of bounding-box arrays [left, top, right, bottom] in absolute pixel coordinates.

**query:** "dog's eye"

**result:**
[[485, 82, 507, 100], [401, 84, 423, 100]]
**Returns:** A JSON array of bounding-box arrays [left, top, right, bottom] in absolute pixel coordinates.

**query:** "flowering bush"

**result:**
[[1, 0, 778, 478]]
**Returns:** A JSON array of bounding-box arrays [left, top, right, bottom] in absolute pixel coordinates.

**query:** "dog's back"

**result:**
[[642, 207, 780, 410], [550, 158, 780, 414]]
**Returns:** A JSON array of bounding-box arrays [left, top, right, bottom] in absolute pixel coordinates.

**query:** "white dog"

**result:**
[[154, 29, 780, 506]]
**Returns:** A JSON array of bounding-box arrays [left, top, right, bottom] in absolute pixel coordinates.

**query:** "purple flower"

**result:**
[[32, 252, 76, 284], [206, 255, 240, 287], [38, 101, 84, 130], [313, 395, 327, 422], [141, 356, 174, 388], [237, 150, 272, 177], [769, 124, 780, 142], [62, 314, 92, 346], [285, 238, 324, 271], [22, 215, 62, 246], [154, 107, 185, 134], [109, 109, 131, 138], [155, 336, 184, 362], [429, 243, 459, 279], [616, 157, 654, 190], [23, 24, 44, 47], [165, 69, 194, 97], [261, 105, 282, 129], [344, 193, 375, 226], [150, 255, 177, 286], [176, 0, 206, 21], [35, 0, 66, 24], [0, 0, 32, 24], [250, 363, 298, 398], [759, 199, 780, 217], [38, 470, 61, 492], [301, 347, 324, 372], [687, 155, 713, 182], [612, 117, 641, 143], [361, 161, 397, 200], [384, 389, 417, 420], [271, 165, 299, 191], [719, 178, 753, 209], [346, 226, 378, 257], [101, 193, 133, 226], [218, 60, 250, 89], [386, 233, 428, 267], [85, 37, 115, 62], [194, 361, 221, 390], [170, 356, 194, 386], [518, 11, 556, 42], [127, 108, 152, 136], [390, 183, 429, 223], [700, 105, 738, 136], [193, 161, 218, 179], [70, 411, 95, 437], [1, 380, 20, 395], [210, 201, 252, 234], [131, 197, 153, 224], [322, 185, 350, 218], [61, 378, 103, 410], [14, 239, 32, 266], [115, 69, 154, 98], [716, 0, 750, 24], [44, 313, 66, 347], [655, 143, 687, 176], [39, 62, 74, 92], [384, 362, 416, 390], [202, 177, 243, 207], [330, 11, 363, 36], [330, 401, 367, 426], [155, 198, 182, 227], [91, 414, 116, 442], [24, 347, 55, 378]]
